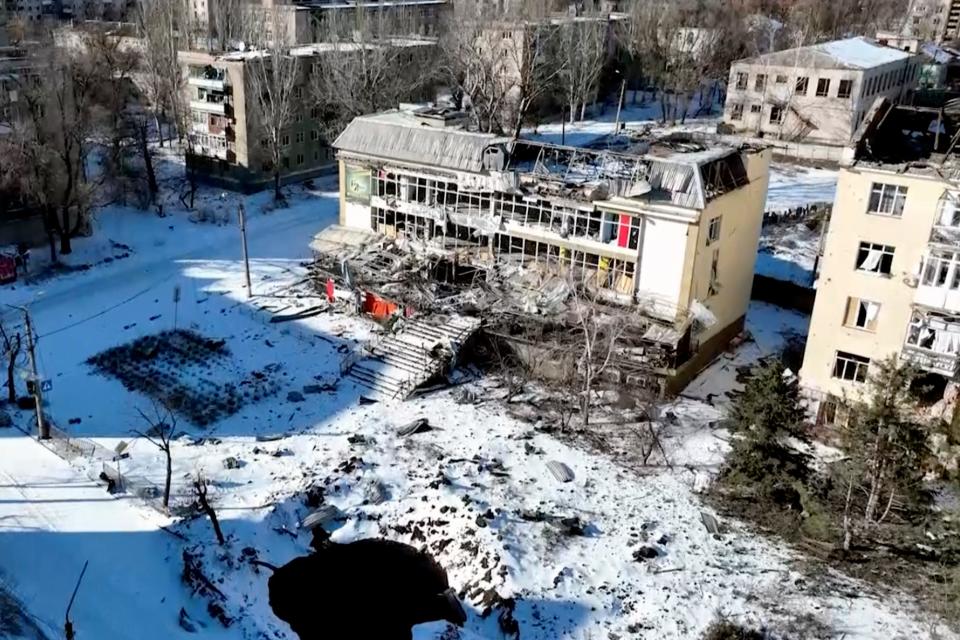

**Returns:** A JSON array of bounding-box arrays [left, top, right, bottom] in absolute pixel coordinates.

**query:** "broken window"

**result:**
[[867, 182, 907, 216], [843, 297, 880, 331], [735, 72, 747, 90], [856, 241, 895, 275], [769, 105, 783, 124], [937, 192, 960, 227], [729, 103, 743, 121], [754, 74, 766, 92], [906, 313, 960, 354], [707, 216, 721, 245], [922, 250, 960, 289], [795, 76, 809, 94], [750, 104, 761, 113], [833, 351, 870, 382], [775, 74, 787, 84], [838, 79, 853, 98], [709, 248, 720, 296]]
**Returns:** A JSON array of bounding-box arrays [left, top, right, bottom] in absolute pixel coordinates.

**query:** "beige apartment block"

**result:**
[[329, 108, 771, 391], [800, 102, 960, 423], [902, 0, 960, 43], [179, 39, 434, 192], [722, 37, 922, 148]]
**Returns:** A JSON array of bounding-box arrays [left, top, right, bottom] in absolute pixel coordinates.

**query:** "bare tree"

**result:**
[[568, 286, 626, 428], [133, 402, 177, 509], [619, 0, 751, 124], [193, 472, 225, 545], [309, 7, 438, 141], [439, 0, 564, 136], [136, 0, 188, 147], [0, 41, 102, 260], [207, 0, 258, 53], [247, 8, 300, 203], [0, 320, 22, 405], [556, 13, 609, 123]]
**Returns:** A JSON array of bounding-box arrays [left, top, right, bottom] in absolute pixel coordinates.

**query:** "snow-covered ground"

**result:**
[[754, 163, 838, 286], [0, 168, 953, 639], [526, 97, 721, 148]]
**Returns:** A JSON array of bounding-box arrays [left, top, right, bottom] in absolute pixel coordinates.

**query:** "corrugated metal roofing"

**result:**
[[334, 111, 510, 173]]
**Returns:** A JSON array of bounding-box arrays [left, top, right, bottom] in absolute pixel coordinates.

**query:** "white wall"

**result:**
[[343, 202, 371, 230], [636, 216, 689, 308]]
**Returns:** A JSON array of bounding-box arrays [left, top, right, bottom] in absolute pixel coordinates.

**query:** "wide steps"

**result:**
[[344, 314, 480, 401]]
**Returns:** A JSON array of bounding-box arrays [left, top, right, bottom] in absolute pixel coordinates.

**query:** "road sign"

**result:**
[[40, 379, 52, 392]]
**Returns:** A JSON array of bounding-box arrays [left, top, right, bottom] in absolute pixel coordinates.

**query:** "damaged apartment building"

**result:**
[[801, 99, 960, 423], [316, 107, 771, 393]]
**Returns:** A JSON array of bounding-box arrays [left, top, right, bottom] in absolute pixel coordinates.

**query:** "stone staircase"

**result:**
[[345, 314, 481, 401]]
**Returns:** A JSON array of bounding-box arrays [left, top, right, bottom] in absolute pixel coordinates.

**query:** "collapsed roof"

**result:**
[[334, 109, 752, 209], [852, 97, 960, 167]]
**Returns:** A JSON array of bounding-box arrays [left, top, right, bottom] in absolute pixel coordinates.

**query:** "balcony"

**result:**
[[190, 99, 228, 115], [900, 344, 960, 378], [188, 75, 227, 92], [901, 307, 960, 378]]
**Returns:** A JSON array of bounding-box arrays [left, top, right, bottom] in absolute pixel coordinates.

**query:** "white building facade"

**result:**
[[722, 37, 922, 148]]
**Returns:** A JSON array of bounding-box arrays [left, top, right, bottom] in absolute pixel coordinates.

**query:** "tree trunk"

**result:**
[[580, 101, 587, 122], [46, 230, 58, 264], [139, 124, 159, 199], [156, 112, 165, 148], [273, 169, 282, 202], [163, 449, 172, 509], [197, 486, 225, 545], [841, 477, 854, 552], [5, 336, 19, 404]]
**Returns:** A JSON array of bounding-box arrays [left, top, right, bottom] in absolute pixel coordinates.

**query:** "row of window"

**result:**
[[261, 130, 322, 148], [734, 72, 853, 99], [260, 148, 333, 173]]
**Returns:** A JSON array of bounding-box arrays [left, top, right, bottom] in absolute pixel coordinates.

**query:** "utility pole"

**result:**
[[238, 203, 252, 298], [9, 305, 47, 440], [614, 77, 627, 134]]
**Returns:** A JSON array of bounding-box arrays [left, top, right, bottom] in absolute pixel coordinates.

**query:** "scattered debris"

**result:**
[[546, 461, 575, 483], [398, 418, 431, 438], [222, 457, 243, 470], [286, 391, 305, 403], [700, 511, 721, 537], [300, 504, 344, 531]]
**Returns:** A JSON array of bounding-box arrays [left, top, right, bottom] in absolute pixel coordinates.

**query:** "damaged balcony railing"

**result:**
[[900, 343, 960, 377]]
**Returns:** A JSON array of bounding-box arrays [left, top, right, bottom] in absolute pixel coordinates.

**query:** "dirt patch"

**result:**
[[87, 330, 280, 427], [267, 539, 464, 639]]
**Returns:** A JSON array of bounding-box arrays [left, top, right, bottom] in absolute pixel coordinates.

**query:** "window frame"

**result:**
[[735, 72, 748, 90], [867, 182, 908, 217], [729, 103, 744, 121], [832, 350, 870, 383], [795, 76, 809, 95], [707, 216, 721, 245], [843, 296, 881, 332], [769, 105, 784, 124], [837, 79, 853, 99], [855, 241, 895, 275], [754, 73, 767, 92], [815, 77, 831, 97]]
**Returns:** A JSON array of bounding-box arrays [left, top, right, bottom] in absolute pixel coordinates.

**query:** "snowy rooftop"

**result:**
[[738, 36, 915, 71]]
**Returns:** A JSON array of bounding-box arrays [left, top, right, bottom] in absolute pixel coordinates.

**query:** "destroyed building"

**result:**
[[800, 99, 960, 423], [315, 107, 771, 394]]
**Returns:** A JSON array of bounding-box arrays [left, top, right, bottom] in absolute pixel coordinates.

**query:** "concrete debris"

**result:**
[[300, 504, 344, 531], [700, 511, 721, 537], [546, 461, 575, 483], [398, 418, 431, 437]]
